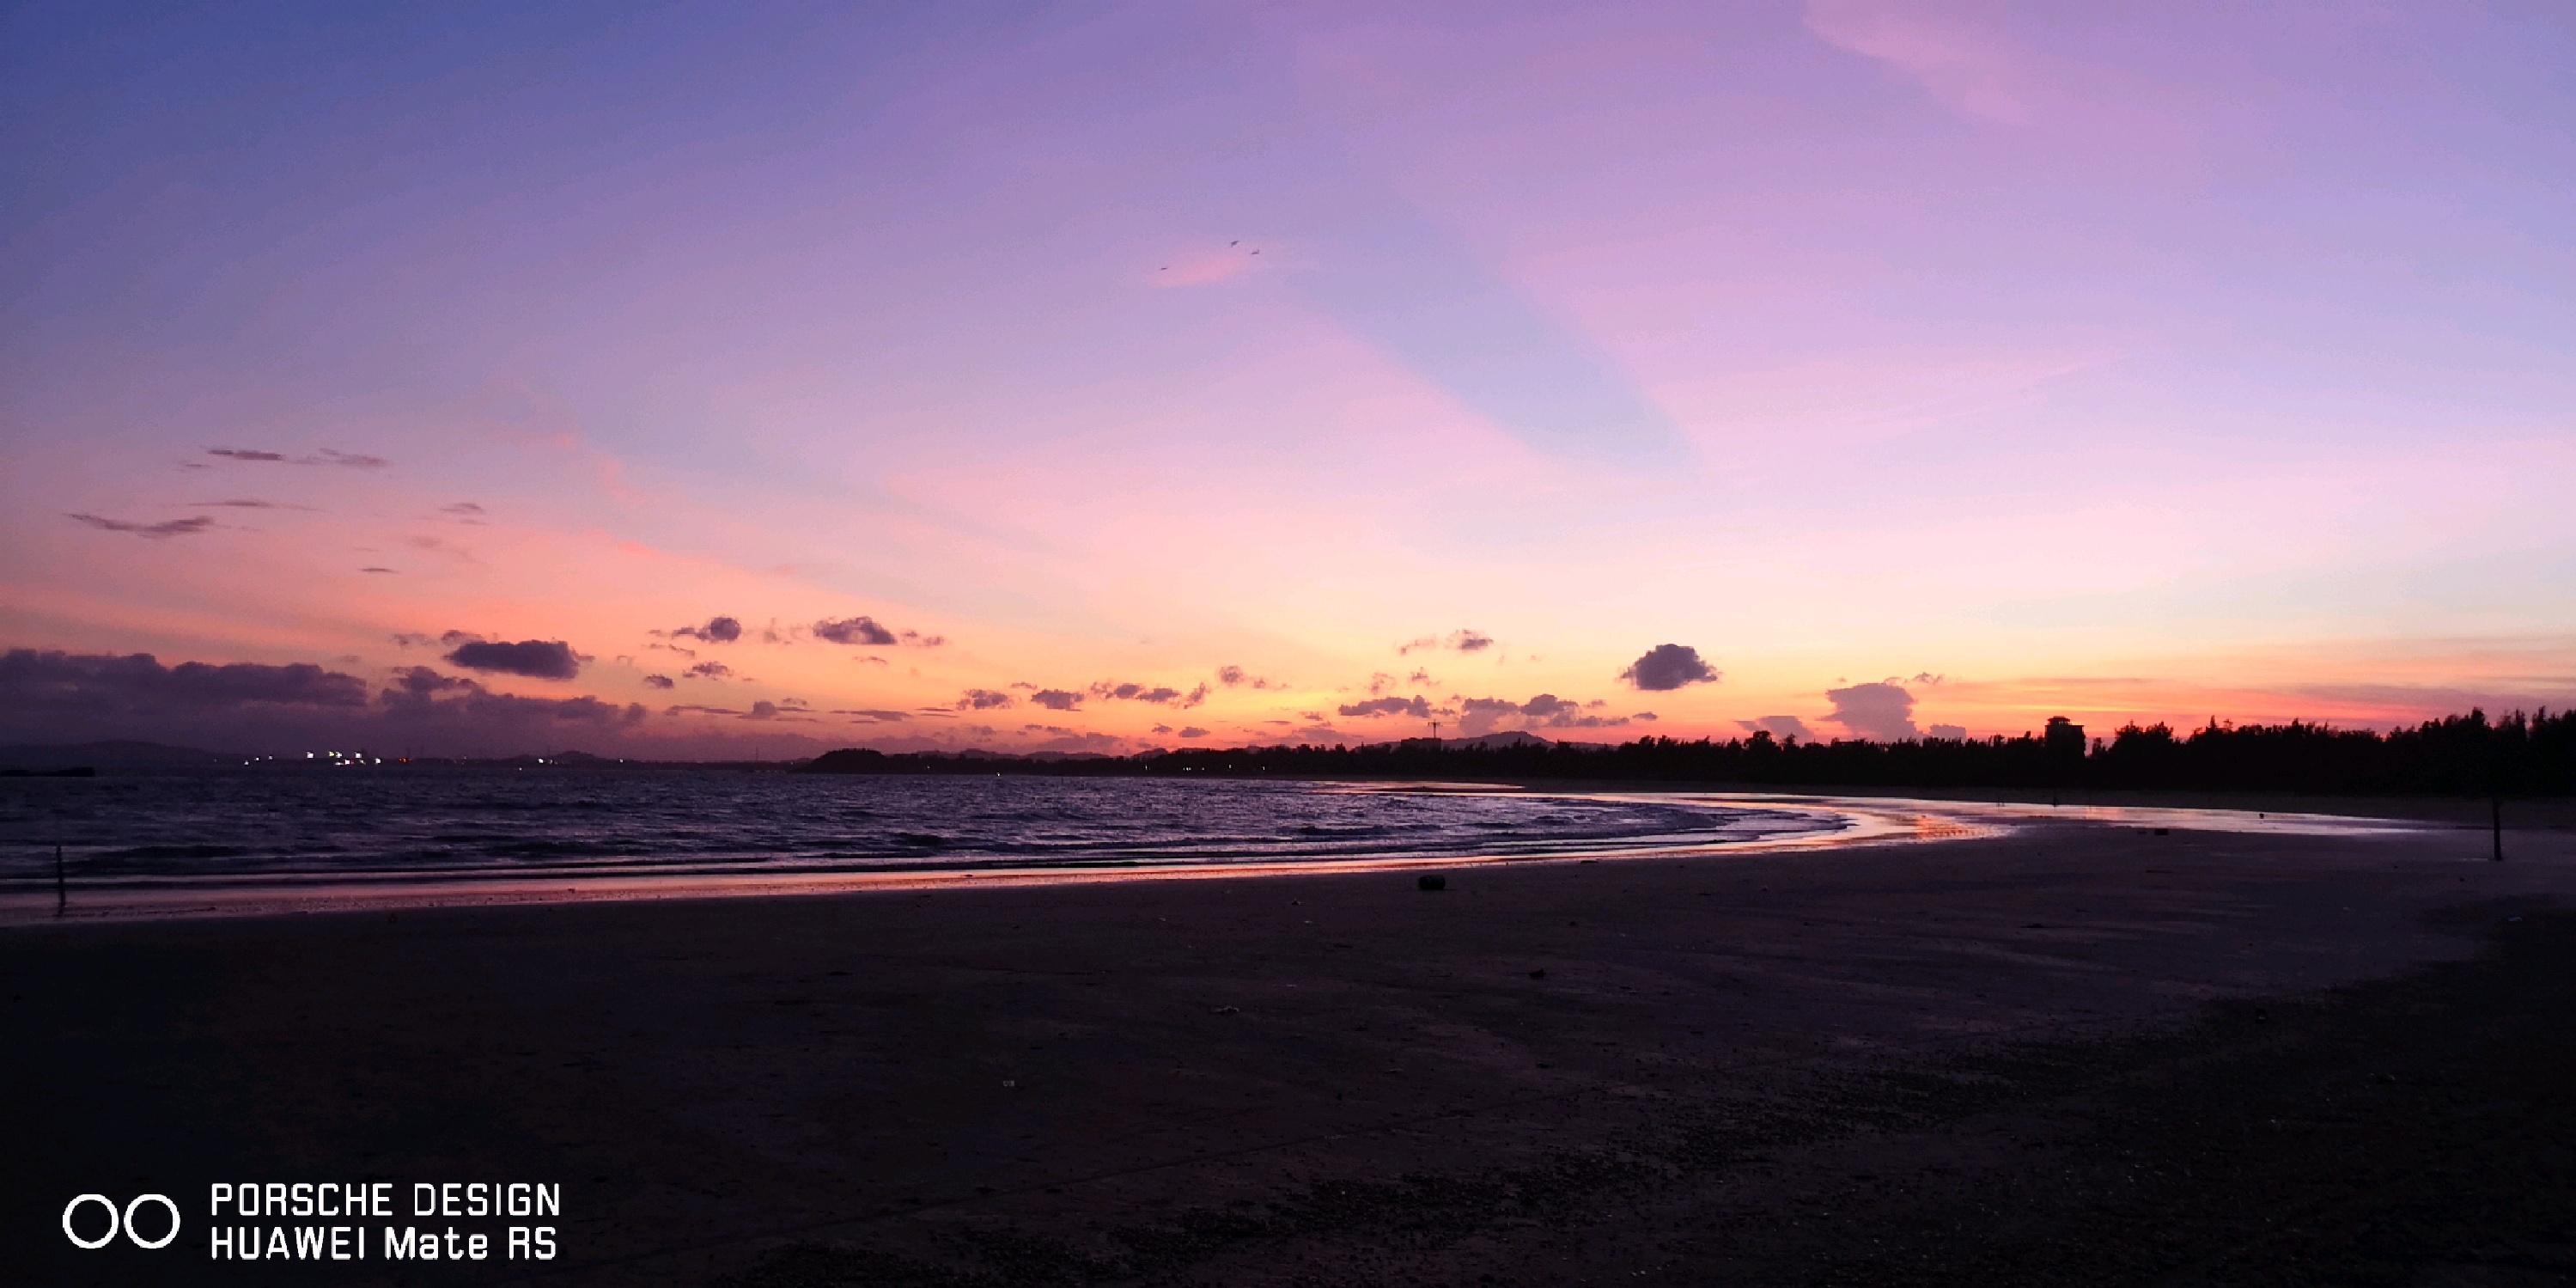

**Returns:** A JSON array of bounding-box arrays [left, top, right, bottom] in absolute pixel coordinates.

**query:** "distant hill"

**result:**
[[794, 734, 1601, 777], [0, 740, 232, 769], [796, 747, 1120, 774], [1434, 731, 1558, 751]]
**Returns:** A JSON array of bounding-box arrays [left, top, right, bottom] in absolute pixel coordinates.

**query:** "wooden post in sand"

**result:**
[[2492, 796, 2504, 863], [55, 843, 67, 916]]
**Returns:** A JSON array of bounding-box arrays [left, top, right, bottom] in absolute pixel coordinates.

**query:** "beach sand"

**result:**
[[9, 806, 2573, 1285]]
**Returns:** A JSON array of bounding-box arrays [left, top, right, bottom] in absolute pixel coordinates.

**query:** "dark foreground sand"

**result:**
[[9, 809, 2573, 1287]]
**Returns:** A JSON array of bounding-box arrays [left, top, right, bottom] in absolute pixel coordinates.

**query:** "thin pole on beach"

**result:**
[[56, 843, 67, 915], [2492, 796, 2504, 863]]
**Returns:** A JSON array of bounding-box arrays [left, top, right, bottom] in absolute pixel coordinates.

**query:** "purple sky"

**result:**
[[3, 2, 2570, 755]]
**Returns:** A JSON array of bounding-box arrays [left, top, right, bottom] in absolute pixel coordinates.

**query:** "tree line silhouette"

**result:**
[[801, 707, 2572, 797]]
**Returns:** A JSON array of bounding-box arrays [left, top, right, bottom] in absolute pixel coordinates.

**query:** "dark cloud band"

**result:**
[[443, 638, 582, 681]]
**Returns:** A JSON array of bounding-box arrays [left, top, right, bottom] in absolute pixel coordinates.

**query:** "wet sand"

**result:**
[[9, 807, 2573, 1286]]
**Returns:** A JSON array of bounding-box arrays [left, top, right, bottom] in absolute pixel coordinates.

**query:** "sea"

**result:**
[[0, 769, 1845, 889]]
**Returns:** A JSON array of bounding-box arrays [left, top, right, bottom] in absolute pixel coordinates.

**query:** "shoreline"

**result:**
[[0, 791, 1959, 926], [0, 789, 2445, 929]]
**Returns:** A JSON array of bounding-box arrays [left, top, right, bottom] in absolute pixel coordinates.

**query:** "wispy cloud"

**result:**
[[1151, 240, 1267, 288], [1398, 629, 1495, 656], [1300, 201, 1681, 465], [205, 446, 392, 468], [68, 513, 214, 539], [403, 534, 480, 565], [1804, 0, 2030, 124], [1088, 680, 1209, 707]]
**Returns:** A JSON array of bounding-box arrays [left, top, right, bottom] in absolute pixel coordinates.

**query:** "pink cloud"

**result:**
[[1150, 243, 1269, 288], [1805, 0, 2029, 124]]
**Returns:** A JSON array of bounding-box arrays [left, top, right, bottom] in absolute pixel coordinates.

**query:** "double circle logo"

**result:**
[[62, 1193, 180, 1249]]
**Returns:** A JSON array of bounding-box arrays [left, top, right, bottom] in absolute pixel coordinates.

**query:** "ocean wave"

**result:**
[[0, 772, 1842, 882]]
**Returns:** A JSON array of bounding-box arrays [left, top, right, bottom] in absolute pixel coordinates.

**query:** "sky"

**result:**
[[3, 0, 2572, 758]]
